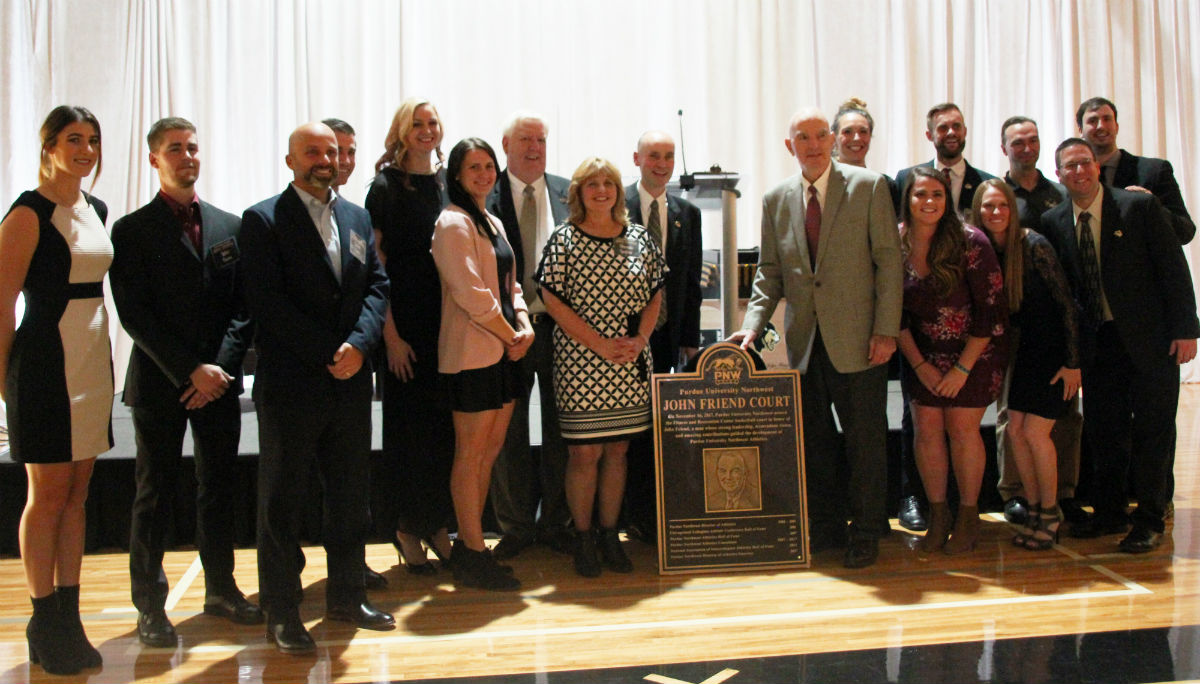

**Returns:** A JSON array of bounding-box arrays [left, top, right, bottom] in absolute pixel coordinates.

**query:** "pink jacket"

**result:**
[[431, 205, 527, 374]]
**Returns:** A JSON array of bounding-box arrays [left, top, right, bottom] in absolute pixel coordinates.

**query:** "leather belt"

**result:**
[[67, 282, 104, 299]]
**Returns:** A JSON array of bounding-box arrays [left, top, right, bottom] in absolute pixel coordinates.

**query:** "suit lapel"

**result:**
[[281, 186, 340, 285], [816, 165, 847, 268], [1099, 189, 1123, 294], [625, 183, 643, 225], [666, 194, 685, 263], [785, 178, 811, 273], [334, 200, 355, 290]]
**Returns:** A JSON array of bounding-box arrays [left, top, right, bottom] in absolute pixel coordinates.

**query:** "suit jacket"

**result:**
[[1111, 148, 1195, 244], [110, 195, 252, 407], [894, 159, 997, 216], [1040, 187, 1199, 372], [625, 183, 704, 357], [239, 185, 389, 400], [744, 161, 903, 373], [485, 171, 570, 287]]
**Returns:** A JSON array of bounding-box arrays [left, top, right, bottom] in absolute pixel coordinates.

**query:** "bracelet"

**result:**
[[953, 362, 971, 375], [913, 359, 927, 370]]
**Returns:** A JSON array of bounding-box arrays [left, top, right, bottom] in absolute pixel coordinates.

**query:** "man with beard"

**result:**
[[1076, 97, 1194, 245], [241, 122, 393, 654], [110, 117, 261, 646], [895, 102, 996, 217]]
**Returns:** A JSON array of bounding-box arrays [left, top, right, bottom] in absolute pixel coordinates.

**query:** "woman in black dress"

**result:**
[[973, 179, 1080, 550], [365, 98, 454, 573], [1, 106, 111, 675]]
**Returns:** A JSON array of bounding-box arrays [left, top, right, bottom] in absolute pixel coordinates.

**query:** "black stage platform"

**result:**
[[0, 382, 1002, 556]]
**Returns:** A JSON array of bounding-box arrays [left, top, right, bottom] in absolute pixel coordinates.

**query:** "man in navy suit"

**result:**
[[895, 102, 996, 217], [486, 112, 573, 559], [1040, 138, 1198, 554], [1076, 97, 1194, 245], [241, 122, 392, 654], [111, 117, 261, 647], [622, 130, 703, 541]]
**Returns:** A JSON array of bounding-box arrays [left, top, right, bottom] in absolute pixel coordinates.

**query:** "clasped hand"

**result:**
[[180, 363, 232, 410], [595, 336, 643, 364], [507, 328, 535, 361]]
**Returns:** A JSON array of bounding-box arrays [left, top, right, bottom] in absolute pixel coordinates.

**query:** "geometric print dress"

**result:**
[[537, 222, 665, 443]]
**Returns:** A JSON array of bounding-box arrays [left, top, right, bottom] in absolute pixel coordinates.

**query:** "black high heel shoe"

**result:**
[[1022, 504, 1062, 551], [393, 534, 436, 575], [422, 535, 452, 567]]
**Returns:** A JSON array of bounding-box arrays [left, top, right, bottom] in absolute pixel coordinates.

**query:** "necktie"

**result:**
[[1077, 212, 1103, 323], [805, 185, 821, 269], [520, 184, 538, 287], [646, 198, 667, 329]]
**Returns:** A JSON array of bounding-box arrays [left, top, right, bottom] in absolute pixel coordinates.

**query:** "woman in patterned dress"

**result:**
[[897, 167, 1007, 555], [0, 106, 112, 675], [537, 157, 665, 577]]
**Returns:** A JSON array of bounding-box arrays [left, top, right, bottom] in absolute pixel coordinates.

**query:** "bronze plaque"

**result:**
[[652, 342, 809, 574]]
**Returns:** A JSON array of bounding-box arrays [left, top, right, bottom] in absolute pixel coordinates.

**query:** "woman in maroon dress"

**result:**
[[897, 167, 1007, 554]]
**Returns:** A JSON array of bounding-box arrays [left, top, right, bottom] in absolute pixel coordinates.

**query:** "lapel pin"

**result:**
[[674, 220, 681, 227], [1114, 230, 1123, 237]]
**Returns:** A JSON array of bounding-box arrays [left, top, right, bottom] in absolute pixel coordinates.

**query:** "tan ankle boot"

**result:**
[[944, 504, 980, 554], [918, 502, 951, 553]]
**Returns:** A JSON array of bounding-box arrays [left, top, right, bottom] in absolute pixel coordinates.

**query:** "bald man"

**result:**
[[623, 130, 703, 541], [241, 122, 392, 653], [731, 108, 901, 568]]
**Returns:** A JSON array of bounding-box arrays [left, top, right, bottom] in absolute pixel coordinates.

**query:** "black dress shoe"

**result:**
[[898, 496, 927, 531], [137, 609, 177, 647], [1059, 498, 1089, 524], [267, 616, 315, 655], [1118, 527, 1163, 554], [492, 533, 535, 560], [843, 535, 879, 569], [364, 566, 390, 588], [1069, 516, 1130, 539], [1003, 497, 1030, 526], [326, 602, 395, 631], [204, 593, 265, 625]]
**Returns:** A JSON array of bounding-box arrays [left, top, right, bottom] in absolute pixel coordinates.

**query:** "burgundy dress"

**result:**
[[901, 226, 1007, 408]]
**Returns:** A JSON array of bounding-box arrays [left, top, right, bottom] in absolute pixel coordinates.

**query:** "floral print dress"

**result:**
[[901, 225, 1008, 408]]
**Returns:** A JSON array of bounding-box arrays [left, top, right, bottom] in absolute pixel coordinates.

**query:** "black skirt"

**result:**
[[441, 357, 522, 413]]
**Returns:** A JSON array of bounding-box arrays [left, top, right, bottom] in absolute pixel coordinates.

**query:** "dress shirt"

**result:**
[[1072, 188, 1112, 322], [158, 190, 203, 252], [292, 183, 342, 283], [508, 171, 553, 314], [637, 182, 670, 254], [938, 158, 967, 210]]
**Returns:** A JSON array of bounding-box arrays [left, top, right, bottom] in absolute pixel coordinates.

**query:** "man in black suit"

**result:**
[[111, 117, 262, 647], [622, 130, 703, 541], [485, 112, 573, 559], [1040, 138, 1198, 554], [1076, 97, 1195, 245], [241, 122, 393, 654], [895, 102, 996, 217]]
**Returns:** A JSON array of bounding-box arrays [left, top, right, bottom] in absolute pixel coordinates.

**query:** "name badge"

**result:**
[[613, 237, 642, 257], [209, 237, 239, 268], [349, 232, 367, 263]]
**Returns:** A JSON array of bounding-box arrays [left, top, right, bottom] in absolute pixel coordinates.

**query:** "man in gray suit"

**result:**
[[732, 108, 902, 568]]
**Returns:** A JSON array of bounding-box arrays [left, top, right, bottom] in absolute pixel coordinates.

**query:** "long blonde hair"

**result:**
[[374, 98, 444, 185], [972, 178, 1024, 312]]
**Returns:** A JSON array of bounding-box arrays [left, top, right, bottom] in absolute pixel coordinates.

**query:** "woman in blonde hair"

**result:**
[[365, 99, 455, 573], [972, 179, 1080, 550], [1, 105, 111, 674], [897, 167, 1006, 555], [536, 157, 665, 577]]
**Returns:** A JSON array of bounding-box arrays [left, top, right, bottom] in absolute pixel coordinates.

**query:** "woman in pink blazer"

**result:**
[[431, 138, 533, 591]]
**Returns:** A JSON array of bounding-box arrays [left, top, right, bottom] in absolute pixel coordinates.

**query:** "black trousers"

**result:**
[[490, 316, 571, 538], [129, 391, 241, 611], [802, 330, 891, 540], [255, 380, 371, 616], [1082, 322, 1177, 533]]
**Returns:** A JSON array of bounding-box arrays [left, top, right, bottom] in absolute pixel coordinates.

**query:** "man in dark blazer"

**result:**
[[732, 108, 902, 568], [1076, 97, 1195, 245], [1041, 138, 1198, 554], [241, 122, 392, 654], [110, 117, 261, 647], [895, 102, 996, 217], [622, 130, 703, 540], [485, 112, 573, 559]]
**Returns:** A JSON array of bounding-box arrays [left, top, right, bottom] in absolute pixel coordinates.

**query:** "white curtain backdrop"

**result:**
[[2, 0, 1198, 387]]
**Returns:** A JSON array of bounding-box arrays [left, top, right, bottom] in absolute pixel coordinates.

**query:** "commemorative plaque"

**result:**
[[652, 342, 808, 574]]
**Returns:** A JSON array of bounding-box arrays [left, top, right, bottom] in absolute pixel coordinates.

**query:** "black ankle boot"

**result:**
[[27, 594, 83, 675], [572, 528, 601, 578], [56, 585, 102, 668], [450, 541, 520, 591], [597, 528, 633, 573]]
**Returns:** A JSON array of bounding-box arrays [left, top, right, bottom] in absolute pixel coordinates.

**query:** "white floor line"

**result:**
[[164, 555, 203, 611]]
